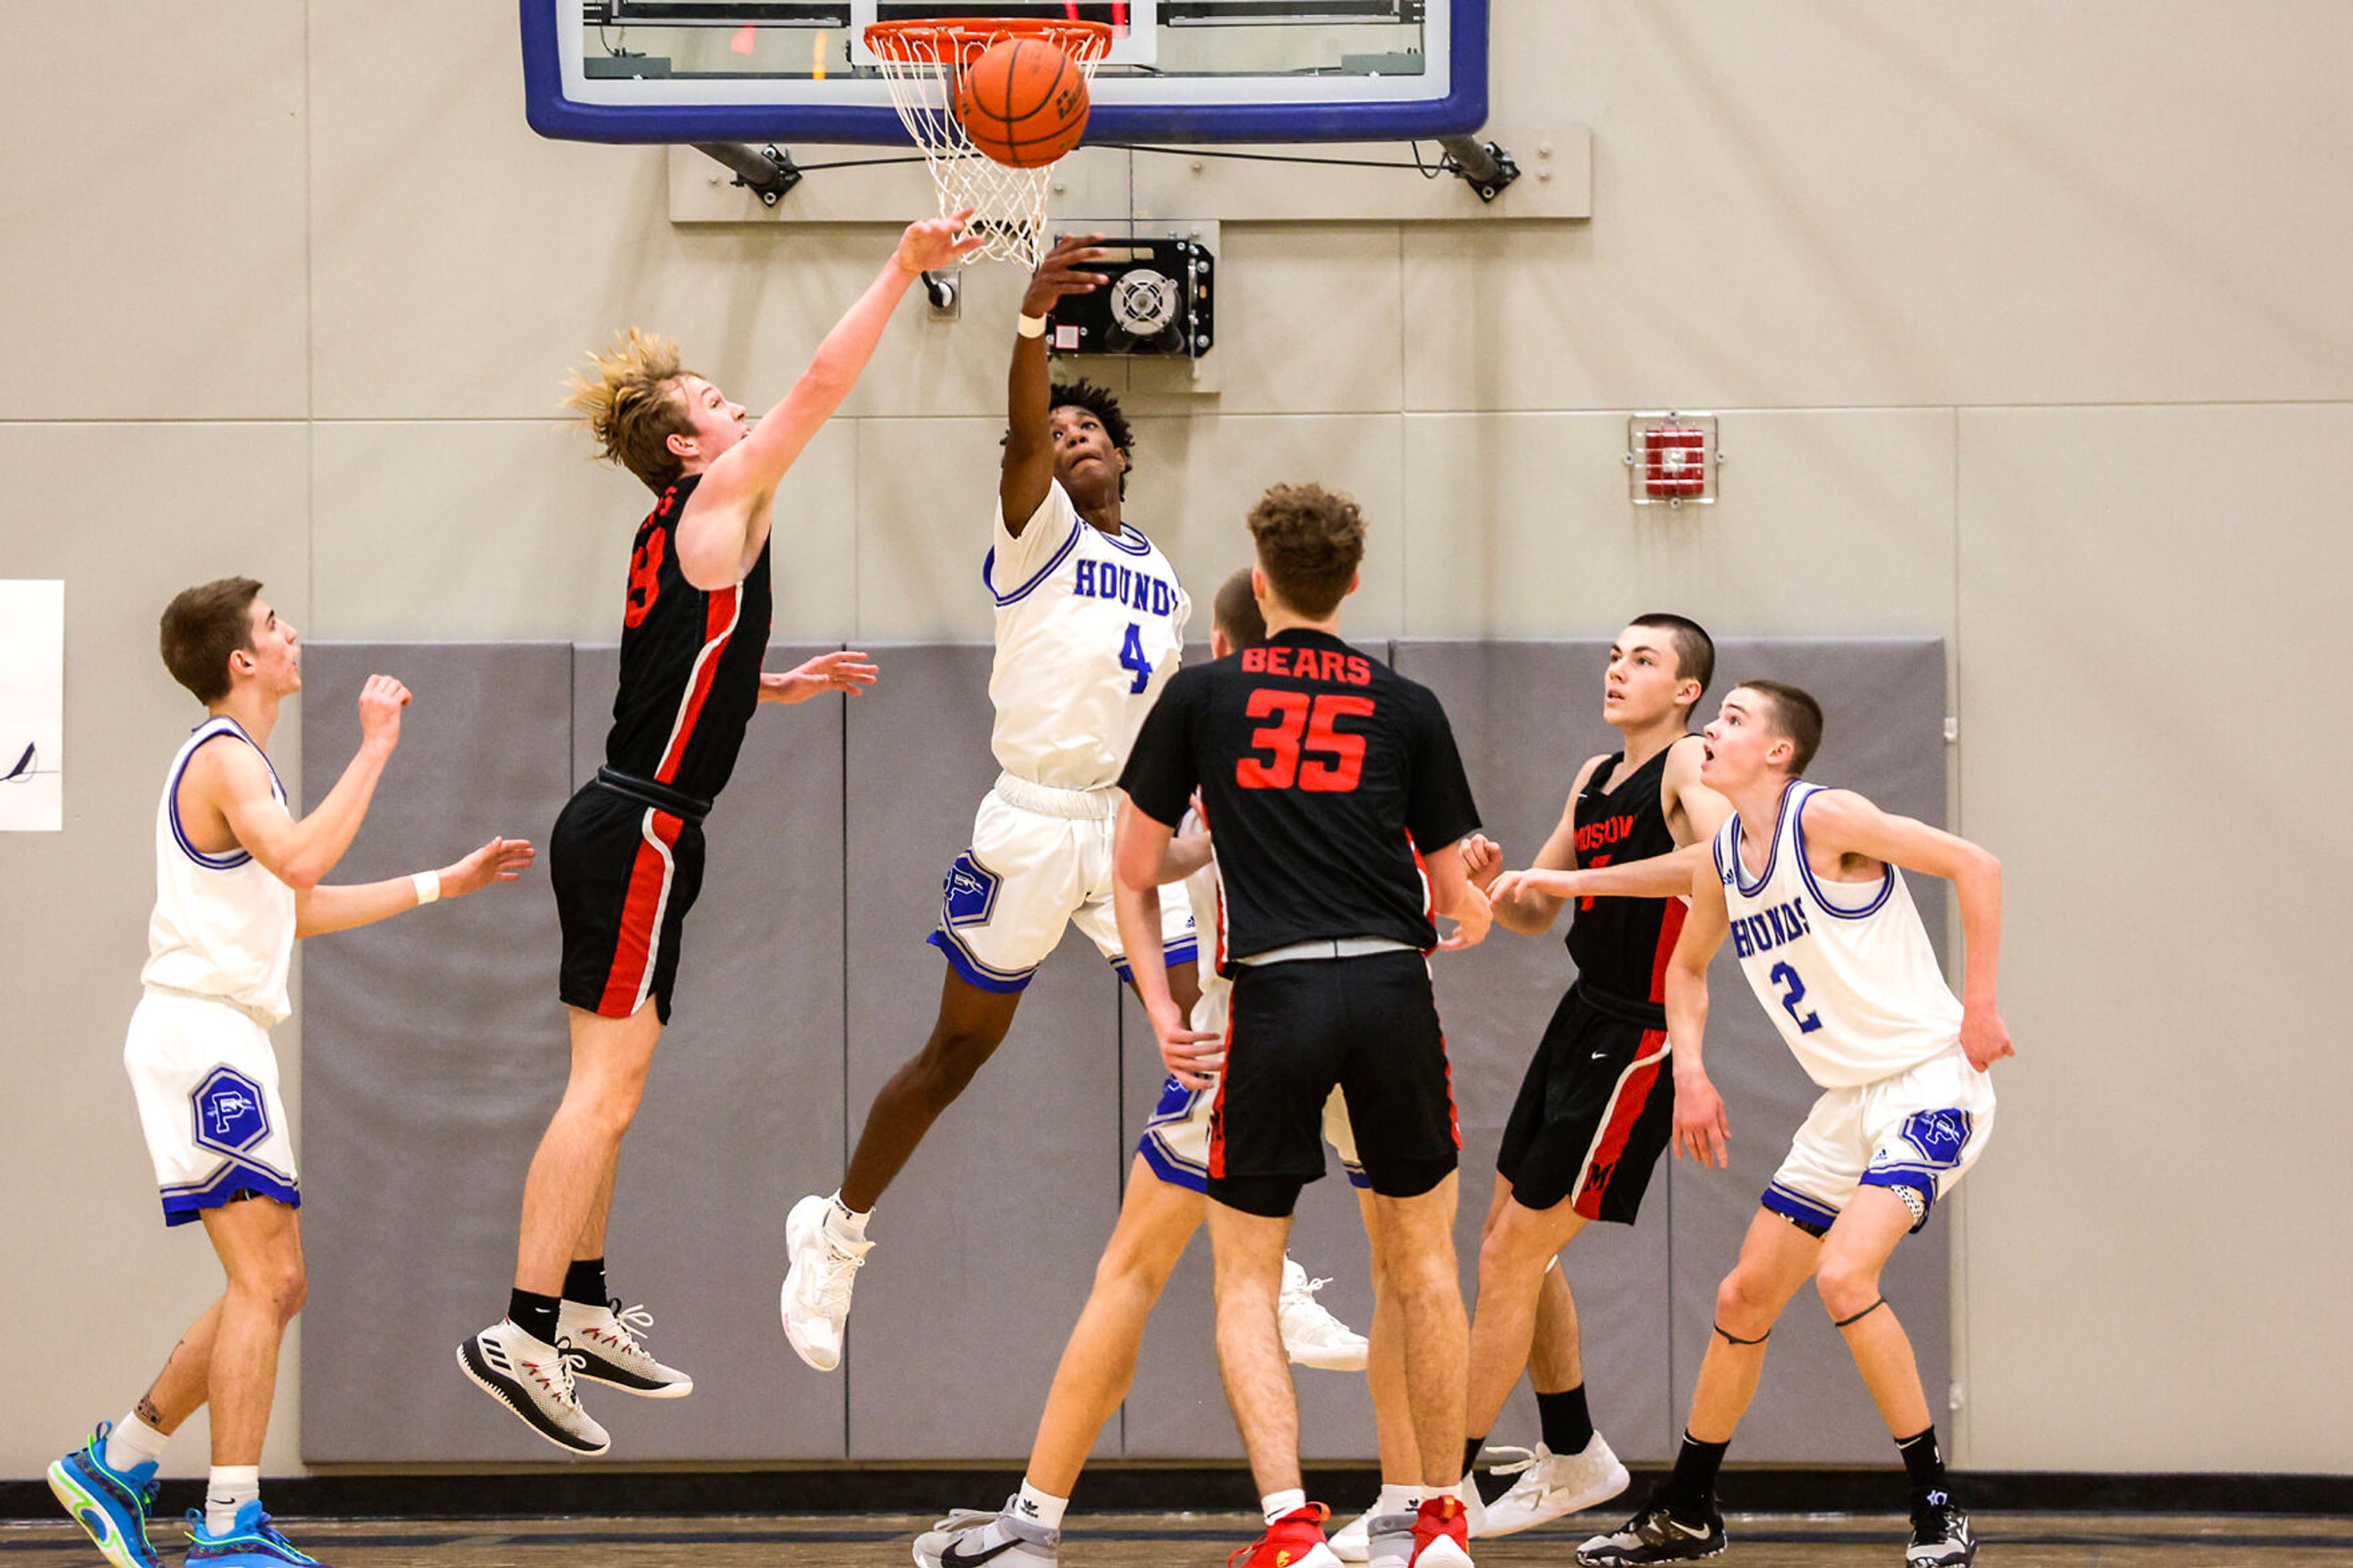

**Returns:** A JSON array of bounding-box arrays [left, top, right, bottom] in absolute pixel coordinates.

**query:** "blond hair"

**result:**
[[565, 328, 697, 492]]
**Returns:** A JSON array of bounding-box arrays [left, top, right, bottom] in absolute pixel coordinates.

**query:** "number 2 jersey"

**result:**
[[986, 480, 1189, 791], [1713, 779, 1963, 1088], [1120, 628, 1482, 962]]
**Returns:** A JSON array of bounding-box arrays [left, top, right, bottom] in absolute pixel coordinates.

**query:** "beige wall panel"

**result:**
[[0, 424, 310, 1477], [1401, 410, 1955, 639], [308, 0, 976, 421], [853, 419, 1004, 641], [0, 4, 308, 419], [1124, 226, 1405, 418], [311, 420, 856, 642], [1406, 0, 2353, 412], [1955, 404, 2353, 1470], [1123, 414, 1407, 639]]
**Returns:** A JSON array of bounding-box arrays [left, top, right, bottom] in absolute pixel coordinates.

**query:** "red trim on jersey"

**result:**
[[654, 585, 741, 786], [1572, 1027, 1670, 1219], [1648, 894, 1689, 1004], [1206, 1009, 1238, 1179], [1439, 1025, 1462, 1150], [597, 809, 683, 1017]]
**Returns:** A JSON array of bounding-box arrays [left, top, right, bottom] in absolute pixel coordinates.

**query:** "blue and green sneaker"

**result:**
[[184, 1502, 332, 1567], [46, 1422, 162, 1568]]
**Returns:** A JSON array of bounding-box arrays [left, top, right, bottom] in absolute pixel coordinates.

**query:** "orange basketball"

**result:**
[[956, 36, 1091, 169]]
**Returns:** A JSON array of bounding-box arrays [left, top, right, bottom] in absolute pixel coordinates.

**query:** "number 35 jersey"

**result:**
[[985, 480, 1191, 792], [1712, 781, 1963, 1089]]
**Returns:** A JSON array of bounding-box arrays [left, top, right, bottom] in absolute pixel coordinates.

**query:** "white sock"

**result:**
[[1262, 1488, 1306, 1526], [1377, 1483, 1420, 1516], [1012, 1479, 1068, 1531], [826, 1191, 870, 1240], [104, 1412, 169, 1474], [205, 1466, 260, 1536]]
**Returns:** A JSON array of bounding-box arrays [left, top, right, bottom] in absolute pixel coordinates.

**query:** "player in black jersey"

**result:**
[[1444, 616, 1729, 1539], [459, 213, 983, 1456], [1116, 485, 1491, 1568]]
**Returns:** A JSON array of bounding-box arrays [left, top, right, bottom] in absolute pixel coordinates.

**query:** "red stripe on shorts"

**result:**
[[597, 809, 683, 1017], [1572, 1027, 1670, 1219]]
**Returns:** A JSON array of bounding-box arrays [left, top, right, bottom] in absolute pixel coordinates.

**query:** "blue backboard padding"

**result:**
[[520, 0, 1488, 146]]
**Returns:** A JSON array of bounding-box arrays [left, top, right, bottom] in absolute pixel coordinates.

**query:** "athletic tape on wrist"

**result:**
[[1017, 314, 1049, 339], [412, 869, 441, 906]]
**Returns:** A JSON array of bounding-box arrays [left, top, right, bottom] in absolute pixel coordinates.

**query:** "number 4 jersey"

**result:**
[[1120, 627, 1482, 963], [986, 480, 1189, 791], [1713, 780, 1965, 1088]]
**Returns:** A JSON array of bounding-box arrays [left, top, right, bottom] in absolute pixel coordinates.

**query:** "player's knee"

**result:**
[[1383, 1246, 1462, 1313], [1814, 1258, 1882, 1324], [1714, 1269, 1778, 1336], [276, 1262, 309, 1324], [578, 1075, 645, 1137], [911, 1027, 1002, 1105]]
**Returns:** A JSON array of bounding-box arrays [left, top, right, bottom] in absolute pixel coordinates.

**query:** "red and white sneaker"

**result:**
[[1229, 1503, 1344, 1568], [1410, 1496, 1475, 1567]]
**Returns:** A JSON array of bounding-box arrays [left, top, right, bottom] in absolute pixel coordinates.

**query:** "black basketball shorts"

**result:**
[[553, 779, 708, 1026], [1207, 949, 1459, 1218], [1495, 985, 1675, 1223]]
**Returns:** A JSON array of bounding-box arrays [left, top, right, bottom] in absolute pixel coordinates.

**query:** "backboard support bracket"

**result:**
[[1434, 135, 1520, 202], [692, 142, 803, 207]]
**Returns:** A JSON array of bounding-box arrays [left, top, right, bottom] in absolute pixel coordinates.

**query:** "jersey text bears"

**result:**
[[1239, 645, 1374, 686]]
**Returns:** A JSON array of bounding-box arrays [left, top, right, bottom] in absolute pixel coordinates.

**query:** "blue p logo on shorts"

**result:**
[[942, 852, 1002, 929], [1895, 1108, 1971, 1168], [192, 1066, 271, 1157]]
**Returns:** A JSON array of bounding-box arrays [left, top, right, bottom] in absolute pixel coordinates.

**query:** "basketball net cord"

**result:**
[[866, 20, 1114, 269]]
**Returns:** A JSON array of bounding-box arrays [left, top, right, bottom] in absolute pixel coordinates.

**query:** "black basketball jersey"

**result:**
[[1564, 743, 1688, 1007], [1120, 629, 1481, 964], [604, 474, 775, 803]]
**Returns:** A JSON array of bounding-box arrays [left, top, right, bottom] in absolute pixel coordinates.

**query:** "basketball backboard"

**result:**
[[521, 1, 1490, 145]]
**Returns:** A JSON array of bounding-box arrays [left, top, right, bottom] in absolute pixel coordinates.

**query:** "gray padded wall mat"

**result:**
[[1395, 637, 1951, 1468], [569, 645, 850, 1460], [839, 646, 1124, 1461], [300, 644, 576, 1462]]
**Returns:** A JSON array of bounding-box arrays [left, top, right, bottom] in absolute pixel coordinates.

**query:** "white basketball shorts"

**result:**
[[928, 775, 1197, 993], [1763, 1047, 1995, 1236], [1135, 977, 1365, 1194], [125, 988, 301, 1227]]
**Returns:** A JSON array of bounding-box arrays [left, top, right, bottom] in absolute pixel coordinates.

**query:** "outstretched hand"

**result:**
[[760, 650, 881, 705], [896, 209, 987, 276], [1436, 883, 1493, 952], [1487, 866, 1577, 907], [1021, 232, 1112, 318], [439, 836, 536, 898]]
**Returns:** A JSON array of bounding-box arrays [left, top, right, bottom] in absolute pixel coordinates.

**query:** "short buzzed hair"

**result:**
[[1629, 612, 1715, 706], [1248, 483, 1364, 619], [1213, 568, 1268, 652], [160, 578, 263, 705], [1740, 680, 1824, 774]]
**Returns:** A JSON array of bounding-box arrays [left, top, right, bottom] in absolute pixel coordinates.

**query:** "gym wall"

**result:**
[[5, 0, 2351, 1479]]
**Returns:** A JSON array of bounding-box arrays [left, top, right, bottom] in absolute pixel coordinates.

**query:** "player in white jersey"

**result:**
[[47, 578, 531, 1568], [781, 234, 1201, 1371], [1576, 681, 2012, 1568], [912, 571, 1401, 1568]]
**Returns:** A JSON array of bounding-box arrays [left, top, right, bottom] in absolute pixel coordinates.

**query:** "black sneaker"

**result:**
[[1906, 1493, 1976, 1567], [1577, 1489, 1727, 1564]]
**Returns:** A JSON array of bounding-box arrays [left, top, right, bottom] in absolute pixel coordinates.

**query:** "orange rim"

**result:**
[[863, 17, 1115, 63]]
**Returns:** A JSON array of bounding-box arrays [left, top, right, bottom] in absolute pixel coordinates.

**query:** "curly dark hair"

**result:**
[[1048, 379, 1134, 497]]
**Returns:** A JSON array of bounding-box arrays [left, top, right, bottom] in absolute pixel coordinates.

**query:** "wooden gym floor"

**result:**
[[8, 1512, 2353, 1566]]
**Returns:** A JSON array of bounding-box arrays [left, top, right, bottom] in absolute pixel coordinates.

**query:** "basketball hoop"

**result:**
[[865, 18, 1114, 269]]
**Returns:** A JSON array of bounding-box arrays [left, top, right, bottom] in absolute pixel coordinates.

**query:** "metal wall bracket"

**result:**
[[1436, 135, 1521, 203], [691, 142, 803, 207]]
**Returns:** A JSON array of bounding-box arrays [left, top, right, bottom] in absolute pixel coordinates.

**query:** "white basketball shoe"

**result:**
[[1279, 1256, 1370, 1371], [558, 1297, 694, 1398], [912, 1500, 1061, 1568], [1479, 1435, 1632, 1536], [780, 1194, 871, 1372], [456, 1319, 611, 1455]]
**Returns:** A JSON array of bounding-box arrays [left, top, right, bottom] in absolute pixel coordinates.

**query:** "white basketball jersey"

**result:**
[[142, 717, 297, 1025], [986, 480, 1191, 792], [1712, 781, 1961, 1089]]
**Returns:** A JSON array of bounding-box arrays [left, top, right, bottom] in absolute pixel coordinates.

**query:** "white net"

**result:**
[[865, 20, 1113, 270]]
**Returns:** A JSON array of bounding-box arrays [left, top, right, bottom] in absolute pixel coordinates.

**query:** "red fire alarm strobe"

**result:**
[[1626, 414, 1722, 507]]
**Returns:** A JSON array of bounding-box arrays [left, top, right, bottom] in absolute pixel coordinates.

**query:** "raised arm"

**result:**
[[295, 836, 535, 937], [202, 676, 408, 891], [1473, 754, 1605, 936], [1797, 789, 2012, 1070], [999, 233, 1111, 534], [1664, 863, 1732, 1168], [1490, 840, 1709, 907], [677, 213, 983, 589]]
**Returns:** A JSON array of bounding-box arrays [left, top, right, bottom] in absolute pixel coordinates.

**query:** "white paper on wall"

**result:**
[[0, 580, 65, 831]]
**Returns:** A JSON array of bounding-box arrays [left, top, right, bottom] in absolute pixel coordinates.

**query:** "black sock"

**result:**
[[507, 1288, 561, 1345], [1896, 1426, 1946, 1501], [1536, 1384, 1594, 1455], [1665, 1432, 1729, 1515], [1462, 1436, 1486, 1477], [563, 1256, 608, 1308]]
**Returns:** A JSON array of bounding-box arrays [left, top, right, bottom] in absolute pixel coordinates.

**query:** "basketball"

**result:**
[[956, 36, 1091, 169]]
